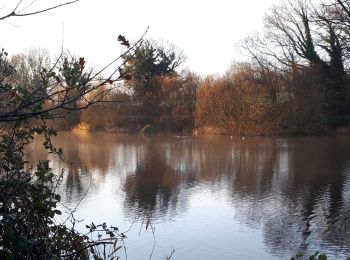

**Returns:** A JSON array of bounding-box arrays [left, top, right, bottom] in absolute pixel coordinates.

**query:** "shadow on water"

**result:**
[[28, 133, 350, 258]]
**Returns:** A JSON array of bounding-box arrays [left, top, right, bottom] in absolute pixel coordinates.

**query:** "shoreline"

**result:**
[[69, 125, 350, 137]]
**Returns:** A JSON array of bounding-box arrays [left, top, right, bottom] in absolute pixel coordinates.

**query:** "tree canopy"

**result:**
[[122, 40, 184, 95]]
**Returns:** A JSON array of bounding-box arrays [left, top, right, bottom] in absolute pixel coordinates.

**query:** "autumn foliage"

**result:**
[[195, 64, 277, 135]]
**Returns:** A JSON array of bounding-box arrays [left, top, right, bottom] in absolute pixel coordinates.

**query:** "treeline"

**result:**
[[80, 70, 198, 133], [73, 0, 350, 134], [8, 0, 350, 135]]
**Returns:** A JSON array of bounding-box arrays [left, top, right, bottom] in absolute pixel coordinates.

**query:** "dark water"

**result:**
[[28, 133, 350, 259]]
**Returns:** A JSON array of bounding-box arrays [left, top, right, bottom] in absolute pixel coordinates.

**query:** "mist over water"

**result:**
[[29, 133, 350, 259]]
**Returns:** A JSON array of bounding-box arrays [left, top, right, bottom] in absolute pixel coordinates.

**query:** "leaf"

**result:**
[[107, 79, 114, 84], [53, 209, 62, 215], [118, 67, 132, 80], [79, 57, 86, 71], [54, 75, 61, 83], [318, 254, 327, 260], [117, 35, 130, 48], [124, 74, 132, 80]]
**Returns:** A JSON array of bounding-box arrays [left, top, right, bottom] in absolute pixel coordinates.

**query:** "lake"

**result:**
[[28, 133, 350, 259]]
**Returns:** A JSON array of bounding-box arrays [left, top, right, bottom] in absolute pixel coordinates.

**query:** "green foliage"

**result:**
[[0, 144, 125, 258], [290, 251, 350, 260], [0, 50, 125, 259], [291, 251, 328, 260], [60, 56, 92, 90], [122, 40, 183, 95]]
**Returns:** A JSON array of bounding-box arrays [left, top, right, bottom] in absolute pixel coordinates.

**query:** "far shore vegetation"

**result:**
[[52, 0, 350, 136]]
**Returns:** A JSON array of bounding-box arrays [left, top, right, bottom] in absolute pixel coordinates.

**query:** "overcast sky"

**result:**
[[0, 0, 278, 76]]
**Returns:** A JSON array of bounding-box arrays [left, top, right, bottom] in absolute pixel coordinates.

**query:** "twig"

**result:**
[[0, 0, 80, 21]]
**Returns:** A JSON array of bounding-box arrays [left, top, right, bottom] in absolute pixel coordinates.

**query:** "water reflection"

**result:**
[[123, 139, 184, 220], [28, 133, 350, 258]]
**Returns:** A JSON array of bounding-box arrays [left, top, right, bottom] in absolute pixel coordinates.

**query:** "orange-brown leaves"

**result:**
[[79, 57, 85, 71]]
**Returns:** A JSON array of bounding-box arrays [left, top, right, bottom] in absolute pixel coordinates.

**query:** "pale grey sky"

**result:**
[[0, 0, 278, 76]]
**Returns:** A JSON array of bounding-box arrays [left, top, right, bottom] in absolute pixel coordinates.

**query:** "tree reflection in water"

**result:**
[[28, 133, 350, 258]]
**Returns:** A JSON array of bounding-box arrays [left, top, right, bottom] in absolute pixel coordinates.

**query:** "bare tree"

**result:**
[[264, 0, 327, 68], [0, 34, 147, 122], [335, 0, 350, 17]]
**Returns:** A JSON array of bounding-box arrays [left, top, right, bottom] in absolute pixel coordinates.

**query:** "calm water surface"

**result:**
[[28, 133, 350, 259]]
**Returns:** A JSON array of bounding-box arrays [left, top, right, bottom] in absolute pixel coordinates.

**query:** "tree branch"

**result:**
[[0, 0, 79, 21]]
